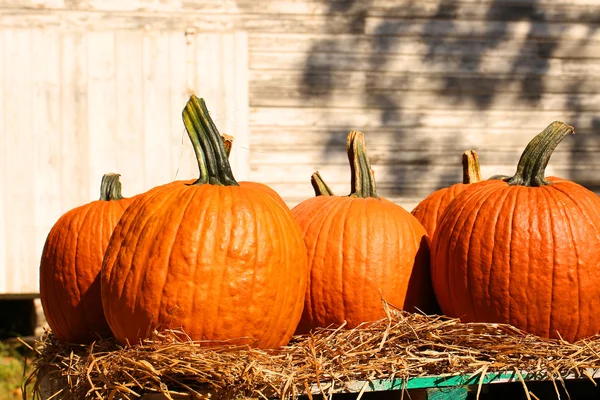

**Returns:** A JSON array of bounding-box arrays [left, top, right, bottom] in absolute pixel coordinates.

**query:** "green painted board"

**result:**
[[310, 369, 600, 394]]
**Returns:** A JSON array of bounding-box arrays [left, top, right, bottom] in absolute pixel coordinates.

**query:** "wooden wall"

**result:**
[[0, 7, 249, 294], [2, 0, 600, 294]]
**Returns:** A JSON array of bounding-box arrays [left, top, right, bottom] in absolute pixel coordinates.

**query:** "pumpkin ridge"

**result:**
[[46, 222, 69, 339], [339, 197, 355, 323], [548, 183, 600, 338], [258, 191, 295, 346], [545, 185, 582, 340], [461, 185, 503, 321], [550, 183, 600, 238], [442, 184, 495, 317], [105, 185, 185, 334], [72, 204, 96, 329], [299, 196, 337, 237], [44, 222, 74, 340], [157, 186, 202, 337], [502, 186, 521, 329], [306, 197, 349, 327], [309, 198, 343, 326], [190, 186, 219, 340], [543, 185, 559, 339], [80, 203, 107, 333], [268, 191, 305, 345], [485, 185, 519, 324]]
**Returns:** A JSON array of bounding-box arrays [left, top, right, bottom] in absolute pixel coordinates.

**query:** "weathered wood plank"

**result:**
[[251, 89, 600, 112], [3, 29, 35, 293], [250, 127, 600, 152], [60, 32, 91, 211], [3, 0, 600, 23], [169, 31, 196, 183], [86, 31, 118, 200], [248, 148, 588, 170], [249, 163, 587, 189], [142, 31, 173, 189], [1, 11, 599, 43], [251, 70, 600, 95], [249, 34, 600, 60], [31, 29, 62, 294], [250, 51, 600, 77], [365, 18, 600, 42], [193, 32, 250, 180], [0, 30, 6, 293], [249, 107, 596, 130], [249, 107, 593, 130], [114, 30, 145, 196]]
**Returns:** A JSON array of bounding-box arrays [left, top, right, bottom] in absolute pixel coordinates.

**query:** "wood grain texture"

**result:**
[[2, 0, 599, 295], [0, 29, 248, 295]]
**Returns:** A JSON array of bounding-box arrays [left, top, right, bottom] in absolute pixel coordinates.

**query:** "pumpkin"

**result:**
[[101, 96, 308, 348], [411, 150, 481, 237], [39, 173, 134, 343], [431, 121, 600, 342], [291, 131, 435, 333]]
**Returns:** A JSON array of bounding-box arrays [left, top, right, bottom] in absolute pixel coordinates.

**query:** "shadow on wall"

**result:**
[[300, 0, 600, 196]]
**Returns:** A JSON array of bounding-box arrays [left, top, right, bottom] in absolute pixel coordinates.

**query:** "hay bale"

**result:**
[[27, 304, 600, 399]]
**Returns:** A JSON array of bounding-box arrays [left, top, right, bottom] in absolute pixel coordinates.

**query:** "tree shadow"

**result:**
[[300, 0, 600, 198]]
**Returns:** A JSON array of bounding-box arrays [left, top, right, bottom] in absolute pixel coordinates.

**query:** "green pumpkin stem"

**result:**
[[182, 96, 239, 186], [311, 171, 335, 196], [347, 130, 379, 198], [99, 173, 124, 201], [462, 150, 482, 184], [500, 121, 574, 187]]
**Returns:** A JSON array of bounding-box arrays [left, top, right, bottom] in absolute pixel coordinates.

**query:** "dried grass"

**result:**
[[26, 303, 600, 400]]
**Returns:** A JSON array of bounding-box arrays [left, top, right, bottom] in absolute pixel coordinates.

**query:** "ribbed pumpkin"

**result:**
[[431, 121, 600, 342], [411, 150, 481, 237], [40, 173, 134, 343], [101, 96, 308, 348], [292, 131, 435, 333]]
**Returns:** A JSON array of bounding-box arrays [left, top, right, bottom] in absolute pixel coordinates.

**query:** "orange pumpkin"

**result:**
[[101, 96, 308, 348], [431, 121, 600, 342], [39, 173, 134, 343], [292, 131, 435, 333], [411, 150, 481, 237]]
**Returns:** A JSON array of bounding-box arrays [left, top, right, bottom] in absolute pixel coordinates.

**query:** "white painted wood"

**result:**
[[0, 30, 6, 294], [169, 31, 197, 182], [142, 31, 173, 189], [3, 29, 35, 294], [114, 30, 145, 196], [31, 29, 62, 294], [0, 28, 249, 295], [193, 32, 250, 180], [86, 31, 118, 200]]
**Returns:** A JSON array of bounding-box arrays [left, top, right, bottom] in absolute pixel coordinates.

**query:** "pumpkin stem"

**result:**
[[311, 171, 335, 196], [502, 121, 574, 187], [221, 134, 234, 158], [182, 96, 239, 186], [99, 173, 124, 201], [347, 130, 378, 198], [462, 150, 482, 184]]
